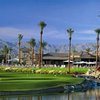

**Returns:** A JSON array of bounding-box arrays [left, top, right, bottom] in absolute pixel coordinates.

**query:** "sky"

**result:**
[[0, 0, 100, 44]]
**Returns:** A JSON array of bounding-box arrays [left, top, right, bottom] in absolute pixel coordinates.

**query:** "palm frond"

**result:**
[[28, 38, 36, 48], [18, 34, 23, 41], [67, 28, 74, 38], [39, 21, 47, 31], [95, 28, 100, 34]]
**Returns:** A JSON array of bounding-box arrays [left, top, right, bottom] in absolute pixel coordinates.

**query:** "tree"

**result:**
[[28, 38, 36, 65], [72, 47, 78, 61], [39, 21, 47, 67], [8, 48, 13, 64], [18, 33, 23, 64], [1, 45, 11, 64], [67, 28, 74, 73], [42, 41, 47, 50], [85, 47, 92, 62], [41, 41, 47, 64], [95, 29, 100, 68], [85, 47, 92, 54]]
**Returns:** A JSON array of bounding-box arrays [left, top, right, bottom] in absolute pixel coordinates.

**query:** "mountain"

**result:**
[[0, 39, 16, 48], [0, 39, 96, 54], [0, 39, 17, 56], [45, 43, 96, 53]]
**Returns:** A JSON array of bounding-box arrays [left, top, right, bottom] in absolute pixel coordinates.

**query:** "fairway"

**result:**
[[0, 72, 84, 91]]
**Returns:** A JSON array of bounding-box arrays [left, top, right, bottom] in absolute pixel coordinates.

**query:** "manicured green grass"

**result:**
[[0, 72, 84, 91], [0, 66, 89, 75], [33, 67, 88, 74]]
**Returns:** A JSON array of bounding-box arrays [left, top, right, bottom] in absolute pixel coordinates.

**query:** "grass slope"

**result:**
[[0, 72, 84, 91]]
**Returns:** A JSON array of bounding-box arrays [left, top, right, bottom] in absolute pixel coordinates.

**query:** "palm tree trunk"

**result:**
[[32, 48, 34, 65], [18, 42, 21, 64], [41, 32, 43, 67], [5, 54, 8, 64], [39, 31, 43, 68], [96, 34, 99, 68], [72, 51, 74, 61], [8, 51, 10, 64], [39, 41, 41, 68], [68, 38, 71, 73]]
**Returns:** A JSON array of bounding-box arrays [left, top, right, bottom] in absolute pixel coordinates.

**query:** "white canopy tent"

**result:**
[[8, 58, 19, 62], [63, 60, 73, 63], [74, 61, 86, 64], [86, 62, 96, 65]]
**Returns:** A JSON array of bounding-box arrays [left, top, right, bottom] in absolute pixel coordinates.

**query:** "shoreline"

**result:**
[[0, 79, 99, 96]]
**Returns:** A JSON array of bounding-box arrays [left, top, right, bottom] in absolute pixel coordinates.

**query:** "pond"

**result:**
[[0, 88, 100, 100]]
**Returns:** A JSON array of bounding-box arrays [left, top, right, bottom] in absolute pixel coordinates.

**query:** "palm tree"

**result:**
[[41, 41, 47, 65], [85, 47, 92, 62], [28, 38, 36, 65], [95, 29, 100, 68], [42, 41, 47, 51], [8, 48, 13, 64], [85, 47, 92, 54], [39, 21, 47, 67], [67, 28, 74, 73], [18, 33, 23, 64], [72, 48, 77, 61], [2, 45, 10, 64]]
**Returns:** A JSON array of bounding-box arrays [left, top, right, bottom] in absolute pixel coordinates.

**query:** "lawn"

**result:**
[[0, 66, 89, 74], [0, 72, 84, 91]]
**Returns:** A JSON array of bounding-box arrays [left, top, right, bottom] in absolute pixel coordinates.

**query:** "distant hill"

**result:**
[[0, 39, 96, 54], [0, 39, 17, 56], [0, 39, 16, 48]]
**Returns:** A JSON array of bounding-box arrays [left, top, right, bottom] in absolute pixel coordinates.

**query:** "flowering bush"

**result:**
[[0, 66, 88, 75]]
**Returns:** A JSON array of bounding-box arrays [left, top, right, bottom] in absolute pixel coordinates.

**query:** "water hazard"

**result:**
[[0, 88, 100, 100]]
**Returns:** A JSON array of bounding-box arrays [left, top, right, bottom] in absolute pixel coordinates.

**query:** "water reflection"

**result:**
[[38, 96, 42, 100], [0, 88, 100, 100]]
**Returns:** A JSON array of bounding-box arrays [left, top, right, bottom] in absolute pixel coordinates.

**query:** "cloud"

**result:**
[[45, 30, 66, 39], [76, 36, 95, 41], [0, 27, 20, 42], [0, 27, 38, 41], [71, 29, 96, 43], [0, 27, 19, 36], [0, 27, 96, 44], [0, 27, 66, 44], [77, 29, 95, 34]]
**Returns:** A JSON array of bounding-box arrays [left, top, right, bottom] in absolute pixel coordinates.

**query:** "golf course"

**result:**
[[0, 66, 88, 91]]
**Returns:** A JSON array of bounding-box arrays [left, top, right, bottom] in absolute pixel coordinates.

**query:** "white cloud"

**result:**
[[77, 29, 95, 34], [0, 27, 19, 36], [0, 27, 66, 44], [0, 27, 96, 44], [0, 27, 39, 41], [76, 36, 95, 41], [44, 30, 66, 40]]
